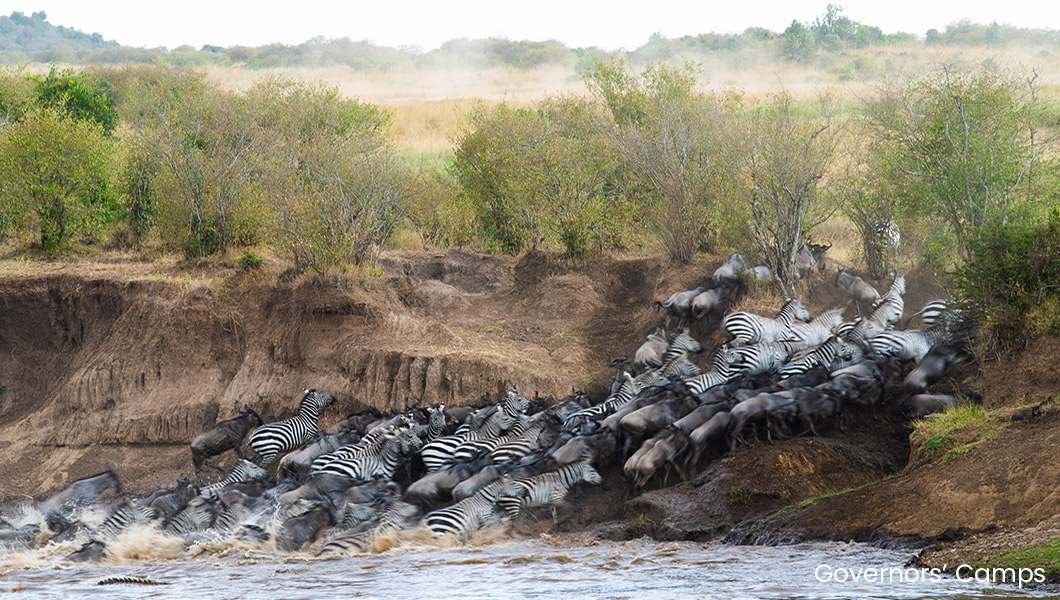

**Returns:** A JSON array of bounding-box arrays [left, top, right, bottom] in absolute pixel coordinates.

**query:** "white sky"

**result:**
[[3, 0, 1057, 51]]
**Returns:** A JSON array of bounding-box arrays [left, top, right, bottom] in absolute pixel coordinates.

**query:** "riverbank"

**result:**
[[1, 247, 1057, 579]]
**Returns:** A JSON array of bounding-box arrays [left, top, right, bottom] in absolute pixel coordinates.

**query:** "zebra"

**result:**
[[869, 328, 943, 362], [496, 460, 603, 521], [420, 404, 446, 444], [722, 299, 811, 346], [162, 496, 218, 535], [199, 459, 268, 497], [680, 349, 739, 396], [783, 308, 845, 347], [245, 389, 336, 469], [319, 500, 421, 557], [452, 418, 531, 463], [313, 427, 418, 481], [94, 501, 155, 539], [857, 275, 906, 338], [778, 336, 842, 379], [423, 479, 511, 539], [421, 389, 530, 471], [906, 299, 958, 331], [726, 340, 804, 377], [488, 417, 552, 465], [633, 328, 669, 372]]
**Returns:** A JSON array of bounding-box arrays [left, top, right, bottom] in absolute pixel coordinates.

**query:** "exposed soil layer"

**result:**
[[1, 248, 1057, 567]]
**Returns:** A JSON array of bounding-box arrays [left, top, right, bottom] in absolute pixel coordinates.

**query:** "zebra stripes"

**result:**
[[783, 308, 844, 347], [868, 328, 942, 362], [421, 404, 446, 444], [726, 340, 804, 377], [778, 336, 842, 378], [245, 390, 335, 468], [496, 460, 602, 520], [421, 390, 530, 471], [199, 459, 268, 496], [313, 426, 418, 481], [95, 501, 155, 538], [723, 299, 810, 346], [423, 479, 511, 539]]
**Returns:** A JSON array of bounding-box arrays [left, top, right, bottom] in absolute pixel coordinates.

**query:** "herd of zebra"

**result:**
[[0, 255, 973, 563]]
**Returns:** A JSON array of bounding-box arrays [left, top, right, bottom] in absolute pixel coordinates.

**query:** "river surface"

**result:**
[[1, 537, 1053, 600]]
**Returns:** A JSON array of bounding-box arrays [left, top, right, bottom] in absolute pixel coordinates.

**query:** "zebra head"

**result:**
[[428, 404, 445, 428], [504, 389, 531, 415], [784, 298, 812, 323], [575, 460, 603, 485], [302, 389, 336, 409], [668, 329, 703, 354]]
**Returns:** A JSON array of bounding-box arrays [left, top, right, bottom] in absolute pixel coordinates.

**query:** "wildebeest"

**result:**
[[633, 328, 669, 373], [834, 269, 880, 312], [41, 469, 122, 513], [190, 406, 263, 471], [653, 287, 706, 329], [901, 394, 959, 418], [275, 501, 335, 552]]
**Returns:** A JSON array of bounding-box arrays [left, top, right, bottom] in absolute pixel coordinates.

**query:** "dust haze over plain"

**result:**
[[4, 0, 1054, 51]]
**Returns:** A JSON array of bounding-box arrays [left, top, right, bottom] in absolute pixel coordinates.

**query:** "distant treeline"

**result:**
[[2, 6, 1059, 71]]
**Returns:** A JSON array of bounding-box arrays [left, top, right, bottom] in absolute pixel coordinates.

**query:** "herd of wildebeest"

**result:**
[[0, 250, 974, 562]]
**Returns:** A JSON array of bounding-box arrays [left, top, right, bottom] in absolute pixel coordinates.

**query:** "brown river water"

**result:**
[[0, 530, 1053, 600]]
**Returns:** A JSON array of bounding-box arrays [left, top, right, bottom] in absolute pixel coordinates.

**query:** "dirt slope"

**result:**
[[0, 250, 710, 498]]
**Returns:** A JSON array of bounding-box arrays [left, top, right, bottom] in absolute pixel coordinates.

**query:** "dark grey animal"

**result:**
[[834, 269, 880, 311], [42, 469, 122, 513], [902, 341, 970, 394], [653, 287, 706, 329], [275, 501, 335, 552], [901, 394, 959, 418], [67, 540, 107, 562], [191, 407, 263, 471]]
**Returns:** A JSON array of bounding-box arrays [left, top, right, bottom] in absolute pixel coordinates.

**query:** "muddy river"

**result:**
[[1, 535, 1052, 599]]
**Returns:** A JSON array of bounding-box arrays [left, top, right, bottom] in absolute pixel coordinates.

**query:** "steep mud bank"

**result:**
[[0, 251, 699, 499]]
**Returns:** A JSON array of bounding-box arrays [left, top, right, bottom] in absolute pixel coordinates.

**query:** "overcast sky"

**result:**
[[4, 0, 1056, 51]]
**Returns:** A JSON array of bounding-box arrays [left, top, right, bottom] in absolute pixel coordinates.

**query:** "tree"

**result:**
[[585, 60, 733, 262], [0, 107, 116, 250], [725, 91, 841, 293], [453, 96, 624, 257], [124, 70, 272, 257], [33, 66, 117, 134], [862, 65, 1044, 257], [782, 20, 816, 62], [252, 77, 404, 271]]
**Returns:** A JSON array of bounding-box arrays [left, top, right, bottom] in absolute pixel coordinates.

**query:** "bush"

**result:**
[[235, 251, 264, 270], [953, 207, 1060, 351], [0, 106, 117, 251]]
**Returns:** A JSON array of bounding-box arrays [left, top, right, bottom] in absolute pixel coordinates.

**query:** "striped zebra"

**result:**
[[94, 501, 155, 539], [906, 299, 957, 330], [722, 299, 811, 346], [496, 460, 602, 521], [245, 389, 336, 468], [423, 479, 511, 539], [420, 404, 446, 444], [452, 418, 530, 462], [726, 340, 804, 377], [489, 416, 553, 465], [313, 426, 418, 481], [859, 275, 905, 337], [681, 350, 739, 396], [199, 459, 268, 497], [869, 328, 942, 362], [778, 336, 842, 378], [162, 496, 217, 535], [420, 390, 530, 472], [782, 308, 845, 347], [319, 500, 421, 557]]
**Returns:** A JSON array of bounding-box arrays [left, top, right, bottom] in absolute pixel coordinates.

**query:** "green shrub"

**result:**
[[953, 207, 1060, 351], [235, 251, 263, 270]]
